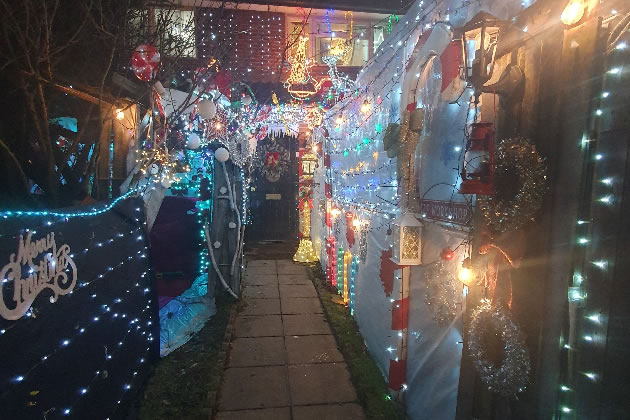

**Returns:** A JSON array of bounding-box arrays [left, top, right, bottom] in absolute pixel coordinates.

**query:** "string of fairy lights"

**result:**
[[557, 10, 629, 418], [0, 199, 155, 418]]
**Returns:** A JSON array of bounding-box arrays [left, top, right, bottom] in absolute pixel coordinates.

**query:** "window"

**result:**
[[315, 23, 368, 67], [155, 9, 196, 58]]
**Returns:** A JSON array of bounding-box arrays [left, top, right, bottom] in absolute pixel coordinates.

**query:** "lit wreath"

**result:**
[[423, 262, 460, 326], [477, 136, 547, 233], [467, 300, 530, 397], [256, 142, 290, 182]]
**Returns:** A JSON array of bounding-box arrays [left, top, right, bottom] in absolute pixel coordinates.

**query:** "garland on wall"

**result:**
[[477, 136, 547, 233], [467, 300, 531, 397]]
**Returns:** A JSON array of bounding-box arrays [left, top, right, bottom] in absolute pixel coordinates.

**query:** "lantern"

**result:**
[[391, 212, 423, 265], [460, 13, 506, 95], [300, 152, 318, 181], [459, 122, 494, 195]]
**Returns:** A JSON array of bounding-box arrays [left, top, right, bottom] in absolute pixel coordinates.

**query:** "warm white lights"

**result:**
[[561, 0, 585, 26]]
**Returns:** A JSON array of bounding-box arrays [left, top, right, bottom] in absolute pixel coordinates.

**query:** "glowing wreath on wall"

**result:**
[[256, 142, 290, 183]]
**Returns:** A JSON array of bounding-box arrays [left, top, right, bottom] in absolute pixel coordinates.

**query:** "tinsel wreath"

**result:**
[[477, 136, 547, 233], [467, 300, 530, 397], [424, 262, 460, 326], [256, 142, 290, 182]]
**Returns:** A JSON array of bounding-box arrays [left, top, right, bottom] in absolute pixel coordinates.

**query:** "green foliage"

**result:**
[[306, 263, 407, 420]]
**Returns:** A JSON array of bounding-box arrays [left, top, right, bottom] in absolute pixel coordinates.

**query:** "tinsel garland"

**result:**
[[467, 300, 530, 397], [423, 262, 460, 326], [359, 229, 368, 263], [477, 136, 547, 233]]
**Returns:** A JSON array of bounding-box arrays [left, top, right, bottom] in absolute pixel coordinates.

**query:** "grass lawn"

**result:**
[[306, 263, 407, 420], [134, 293, 235, 420]]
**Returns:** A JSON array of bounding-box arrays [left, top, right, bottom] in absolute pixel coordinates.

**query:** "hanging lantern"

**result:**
[[391, 212, 423, 265], [460, 122, 495, 195], [459, 13, 506, 95], [300, 152, 318, 181]]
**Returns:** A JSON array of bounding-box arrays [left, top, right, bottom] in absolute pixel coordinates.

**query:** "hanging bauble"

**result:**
[[440, 247, 455, 261], [197, 99, 217, 120], [242, 95, 253, 106], [213, 241, 221, 249], [228, 222, 237, 229], [161, 178, 172, 189], [149, 163, 160, 175], [219, 186, 228, 194], [130, 44, 160, 82], [215, 147, 230, 163], [467, 300, 531, 397], [186, 133, 201, 150]]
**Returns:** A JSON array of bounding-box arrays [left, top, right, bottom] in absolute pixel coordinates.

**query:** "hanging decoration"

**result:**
[[297, 186, 314, 210], [477, 136, 547, 233], [130, 44, 160, 82], [467, 300, 531, 397], [284, 8, 325, 100], [345, 212, 356, 247], [256, 142, 290, 183], [359, 229, 368, 263], [423, 262, 460, 326]]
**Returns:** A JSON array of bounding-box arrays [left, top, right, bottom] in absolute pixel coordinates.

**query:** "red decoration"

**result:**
[[325, 183, 332, 199], [379, 249, 407, 297], [391, 297, 409, 330], [440, 40, 464, 93], [324, 154, 331, 168], [388, 359, 407, 391], [130, 44, 160, 82], [213, 70, 232, 98], [459, 122, 495, 195], [440, 247, 455, 261], [345, 212, 355, 247]]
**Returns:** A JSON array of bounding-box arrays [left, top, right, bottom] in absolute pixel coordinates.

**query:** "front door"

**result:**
[[248, 135, 298, 241]]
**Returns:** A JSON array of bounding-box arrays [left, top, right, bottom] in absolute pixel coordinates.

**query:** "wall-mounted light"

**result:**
[[561, 0, 585, 26]]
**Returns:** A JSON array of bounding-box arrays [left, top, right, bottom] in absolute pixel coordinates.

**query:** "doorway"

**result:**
[[247, 135, 298, 242]]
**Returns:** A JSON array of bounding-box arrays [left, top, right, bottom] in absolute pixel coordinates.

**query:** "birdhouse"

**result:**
[[459, 122, 495, 195], [391, 212, 423, 265]]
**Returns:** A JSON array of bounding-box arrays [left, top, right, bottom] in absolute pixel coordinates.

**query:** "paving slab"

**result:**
[[292, 403, 365, 420], [216, 407, 291, 420], [285, 335, 344, 364], [279, 284, 317, 299], [234, 315, 283, 337], [278, 274, 312, 285], [218, 366, 290, 410], [228, 337, 286, 367], [244, 274, 278, 286], [248, 265, 278, 275], [247, 260, 277, 267], [240, 298, 281, 316], [281, 297, 323, 314], [243, 285, 280, 299], [277, 265, 308, 275], [283, 314, 332, 336], [288, 363, 357, 405]]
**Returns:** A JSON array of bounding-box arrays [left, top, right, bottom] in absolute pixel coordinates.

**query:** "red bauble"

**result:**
[[130, 44, 160, 82], [440, 247, 455, 261]]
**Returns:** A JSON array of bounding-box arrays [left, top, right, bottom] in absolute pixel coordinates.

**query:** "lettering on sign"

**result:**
[[0, 232, 77, 320], [419, 200, 472, 226]]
